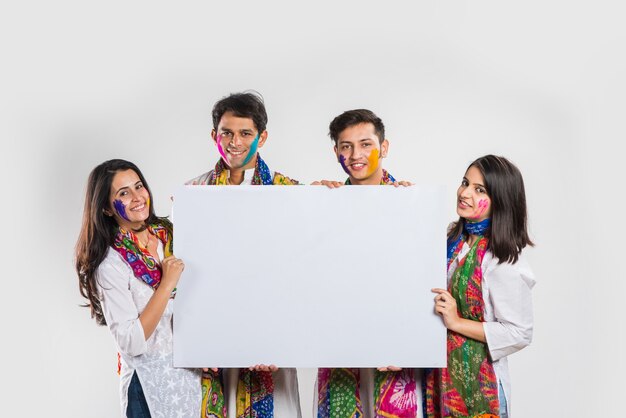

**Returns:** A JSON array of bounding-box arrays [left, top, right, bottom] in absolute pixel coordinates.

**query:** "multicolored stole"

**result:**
[[201, 368, 276, 418], [202, 370, 227, 418], [344, 169, 396, 185], [423, 220, 499, 418], [206, 154, 299, 186], [317, 368, 362, 418], [111, 222, 173, 375], [318, 169, 419, 418], [111, 222, 173, 290], [201, 154, 298, 418]]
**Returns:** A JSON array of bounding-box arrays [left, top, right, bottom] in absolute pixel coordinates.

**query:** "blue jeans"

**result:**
[[127, 371, 151, 418], [498, 381, 508, 418]]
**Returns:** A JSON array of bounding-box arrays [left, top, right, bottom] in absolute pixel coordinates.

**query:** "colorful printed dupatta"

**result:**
[[200, 153, 298, 418], [318, 169, 419, 418], [203, 154, 299, 186], [111, 221, 173, 376], [423, 220, 499, 418], [201, 368, 275, 418], [111, 222, 173, 290]]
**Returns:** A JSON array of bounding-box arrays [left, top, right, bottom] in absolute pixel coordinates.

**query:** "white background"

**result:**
[[1, 1, 623, 417]]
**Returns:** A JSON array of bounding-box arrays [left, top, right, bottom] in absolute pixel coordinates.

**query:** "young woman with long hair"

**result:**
[[425, 155, 536, 418], [76, 159, 200, 417]]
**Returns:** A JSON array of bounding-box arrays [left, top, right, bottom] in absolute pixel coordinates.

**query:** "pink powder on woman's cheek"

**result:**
[[476, 199, 489, 217], [365, 149, 380, 176]]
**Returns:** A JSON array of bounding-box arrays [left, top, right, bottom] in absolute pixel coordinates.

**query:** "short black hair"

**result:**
[[212, 91, 268, 132], [328, 109, 385, 145], [448, 155, 534, 264]]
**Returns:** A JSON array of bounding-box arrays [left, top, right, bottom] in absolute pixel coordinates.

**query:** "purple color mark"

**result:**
[[113, 199, 130, 221], [338, 155, 350, 175]]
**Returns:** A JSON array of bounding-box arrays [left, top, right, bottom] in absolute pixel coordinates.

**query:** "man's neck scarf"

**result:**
[[211, 152, 271, 185], [344, 169, 396, 185], [318, 169, 419, 418], [111, 222, 173, 292], [424, 219, 500, 417]]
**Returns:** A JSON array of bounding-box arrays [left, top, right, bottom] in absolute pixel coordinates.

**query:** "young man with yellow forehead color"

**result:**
[[186, 92, 301, 418], [315, 109, 422, 418]]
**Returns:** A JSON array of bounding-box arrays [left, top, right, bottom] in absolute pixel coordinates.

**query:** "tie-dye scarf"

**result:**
[[206, 153, 299, 186], [344, 169, 396, 185], [318, 169, 419, 418], [201, 155, 299, 418], [111, 222, 173, 291], [423, 219, 499, 418]]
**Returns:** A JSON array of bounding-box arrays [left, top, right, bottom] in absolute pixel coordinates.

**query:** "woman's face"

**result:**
[[108, 169, 151, 228], [456, 165, 491, 222]]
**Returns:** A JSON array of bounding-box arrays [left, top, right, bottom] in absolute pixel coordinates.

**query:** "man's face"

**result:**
[[334, 122, 389, 182], [212, 111, 267, 169]]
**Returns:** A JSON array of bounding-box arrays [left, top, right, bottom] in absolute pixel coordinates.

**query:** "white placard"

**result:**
[[173, 186, 447, 368]]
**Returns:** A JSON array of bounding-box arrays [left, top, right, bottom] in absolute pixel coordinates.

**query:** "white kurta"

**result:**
[[448, 243, 535, 417], [97, 245, 202, 418]]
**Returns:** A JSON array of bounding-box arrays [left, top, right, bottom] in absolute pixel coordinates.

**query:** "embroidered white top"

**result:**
[[97, 244, 202, 418]]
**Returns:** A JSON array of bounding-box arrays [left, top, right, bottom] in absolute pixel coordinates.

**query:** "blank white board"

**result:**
[[173, 185, 447, 368]]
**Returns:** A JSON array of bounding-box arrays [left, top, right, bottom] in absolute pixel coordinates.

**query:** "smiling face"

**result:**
[[212, 111, 267, 170], [334, 122, 389, 185], [457, 165, 492, 222], [108, 169, 151, 229]]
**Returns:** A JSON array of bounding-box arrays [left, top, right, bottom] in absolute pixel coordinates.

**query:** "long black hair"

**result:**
[[448, 155, 533, 264], [75, 159, 170, 325]]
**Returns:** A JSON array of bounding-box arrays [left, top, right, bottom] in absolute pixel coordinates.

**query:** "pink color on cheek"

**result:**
[[216, 135, 231, 167], [477, 199, 489, 217], [366, 149, 380, 175]]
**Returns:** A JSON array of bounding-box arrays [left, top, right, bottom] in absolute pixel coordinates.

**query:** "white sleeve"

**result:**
[[483, 257, 536, 362], [97, 251, 148, 357]]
